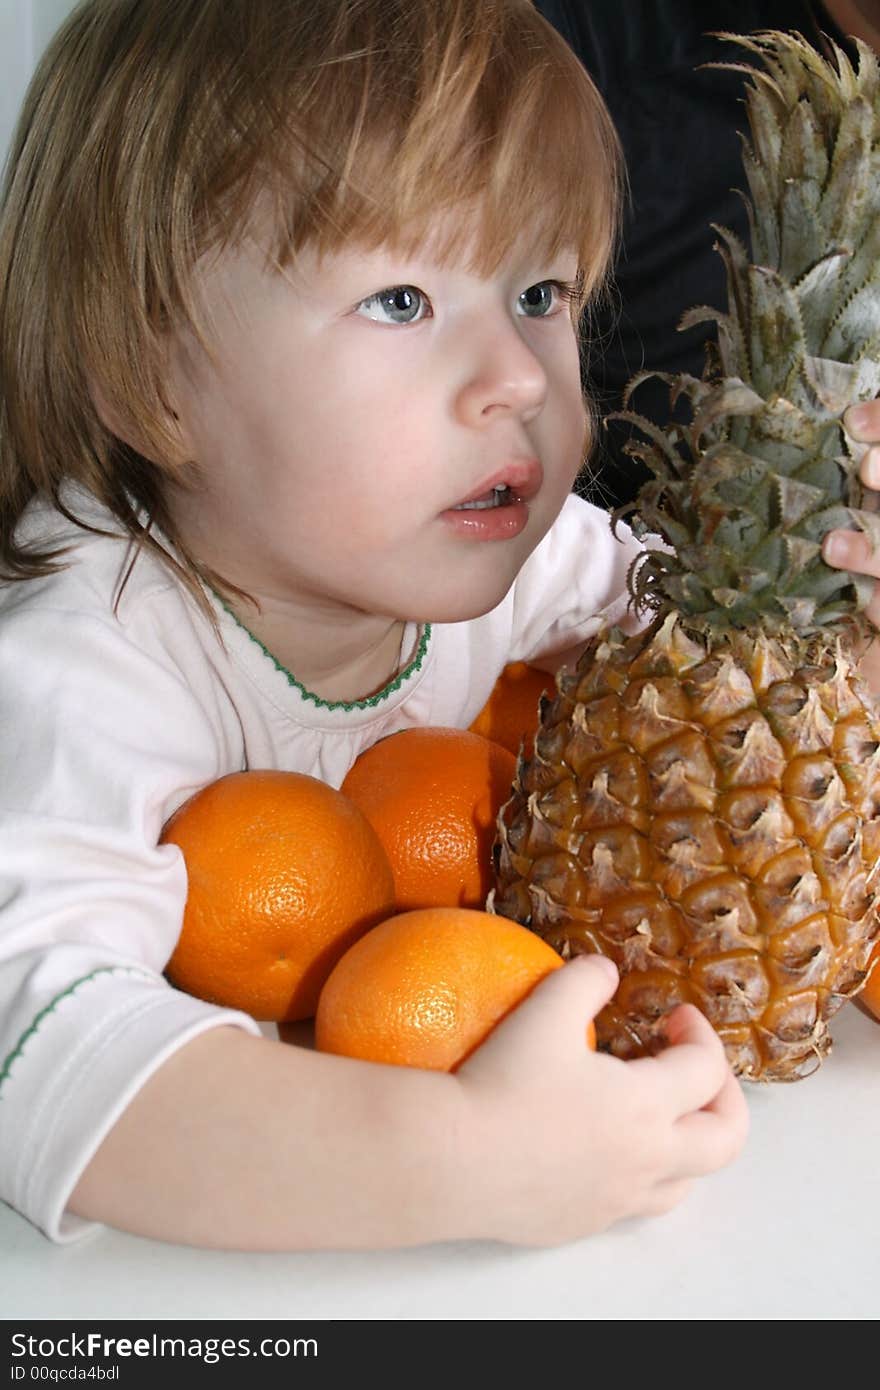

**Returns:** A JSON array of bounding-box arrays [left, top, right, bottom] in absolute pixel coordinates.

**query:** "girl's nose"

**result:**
[[454, 319, 548, 427]]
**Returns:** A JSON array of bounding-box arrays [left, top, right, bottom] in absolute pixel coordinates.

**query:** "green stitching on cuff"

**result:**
[[217, 599, 432, 711], [0, 966, 153, 1093]]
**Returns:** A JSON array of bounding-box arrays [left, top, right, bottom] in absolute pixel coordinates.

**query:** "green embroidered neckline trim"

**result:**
[[218, 599, 432, 711]]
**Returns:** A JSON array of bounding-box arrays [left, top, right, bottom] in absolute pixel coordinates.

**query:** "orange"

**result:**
[[315, 906, 596, 1069], [340, 727, 516, 912], [860, 940, 880, 1021], [160, 770, 396, 1022], [468, 661, 553, 759]]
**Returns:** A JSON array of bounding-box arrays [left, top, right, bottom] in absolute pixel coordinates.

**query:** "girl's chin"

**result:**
[[406, 580, 521, 626]]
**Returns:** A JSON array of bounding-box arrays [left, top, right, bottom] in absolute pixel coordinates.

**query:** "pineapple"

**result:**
[[490, 31, 880, 1081]]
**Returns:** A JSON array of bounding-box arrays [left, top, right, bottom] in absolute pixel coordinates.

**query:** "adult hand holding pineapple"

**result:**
[[823, 401, 880, 633]]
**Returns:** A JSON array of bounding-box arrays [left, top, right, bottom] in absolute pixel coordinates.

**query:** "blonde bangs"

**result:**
[[263, 1, 623, 305]]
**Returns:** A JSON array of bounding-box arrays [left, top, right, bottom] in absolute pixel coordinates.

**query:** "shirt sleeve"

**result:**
[[0, 599, 260, 1243], [506, 493, 646, 668]]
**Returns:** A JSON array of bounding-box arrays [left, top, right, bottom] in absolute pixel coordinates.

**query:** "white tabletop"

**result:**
[[2, 1002, 879, 1322]]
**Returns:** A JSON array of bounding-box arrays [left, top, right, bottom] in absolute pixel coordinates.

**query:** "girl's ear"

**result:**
[[89, 377, 192, 467]]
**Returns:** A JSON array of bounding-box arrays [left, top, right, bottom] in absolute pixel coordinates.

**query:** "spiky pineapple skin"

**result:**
[[488, 32, 880, 1082], [491, 614, 880, 1080]]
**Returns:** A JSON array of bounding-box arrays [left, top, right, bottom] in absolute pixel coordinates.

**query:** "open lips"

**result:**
[[451, 458, 543, 511]]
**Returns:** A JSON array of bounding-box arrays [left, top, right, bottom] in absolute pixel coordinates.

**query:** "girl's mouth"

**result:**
[[441, 483, 531, 541], [440, 458, 542, 539], [453, 484, 516, 511]]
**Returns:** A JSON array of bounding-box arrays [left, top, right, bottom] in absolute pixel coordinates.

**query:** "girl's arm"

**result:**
[[68, 1026, 468, 1249], [69, 959, 749, 1250]]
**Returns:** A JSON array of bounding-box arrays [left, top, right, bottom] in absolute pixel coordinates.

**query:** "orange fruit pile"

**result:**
[[315, 906, 594, 1070], [341, 727, 516, 912], [468, 661, 553, 760], [160, 770, 395, 1022]]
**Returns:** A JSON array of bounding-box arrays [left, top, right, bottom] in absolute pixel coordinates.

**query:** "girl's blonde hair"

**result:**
[[0, 0, 623, 596]]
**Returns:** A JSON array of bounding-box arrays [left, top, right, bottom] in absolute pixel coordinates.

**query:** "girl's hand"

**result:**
[[822, 401, 880, 628], [454, 954, 749, 1247]]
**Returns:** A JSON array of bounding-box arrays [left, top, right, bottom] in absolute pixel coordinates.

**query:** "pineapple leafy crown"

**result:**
[[614, 29, 880, 644]]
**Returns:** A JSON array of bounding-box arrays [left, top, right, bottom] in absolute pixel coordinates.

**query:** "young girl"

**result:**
[[3, 0, 874, 1253]]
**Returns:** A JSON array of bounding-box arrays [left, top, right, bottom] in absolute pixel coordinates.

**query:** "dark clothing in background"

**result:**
[[535, 1, 854, 511]]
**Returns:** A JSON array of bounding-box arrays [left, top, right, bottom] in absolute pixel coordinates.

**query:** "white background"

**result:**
[[1, 0, 77, 176]]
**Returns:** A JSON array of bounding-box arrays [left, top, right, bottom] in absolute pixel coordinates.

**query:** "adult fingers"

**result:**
[[821, 529, 880, 628], [844, 401, 880, 443], [821, 528, 880, 579], [859, 445, 880, 491]]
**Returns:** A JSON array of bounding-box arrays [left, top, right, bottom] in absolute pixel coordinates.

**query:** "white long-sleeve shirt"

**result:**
[[0, 486, 642, 1241]]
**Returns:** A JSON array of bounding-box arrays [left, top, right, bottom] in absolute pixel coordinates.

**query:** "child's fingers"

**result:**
[[661, 1000, 714, 1045], [514, 951, 618, 1045], [696, 1054, 748, 1126], [651, 1006, 749, 1174], [637, 1003, 733, 1115], [670, 1074, 750, 1177], [643, 1178, 693, 1218], [465, 950, 618, 1072]]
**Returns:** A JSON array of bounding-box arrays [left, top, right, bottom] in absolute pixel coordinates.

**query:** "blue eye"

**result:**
[[356, 285, 430, 325], [517, 282, 561, 318]]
